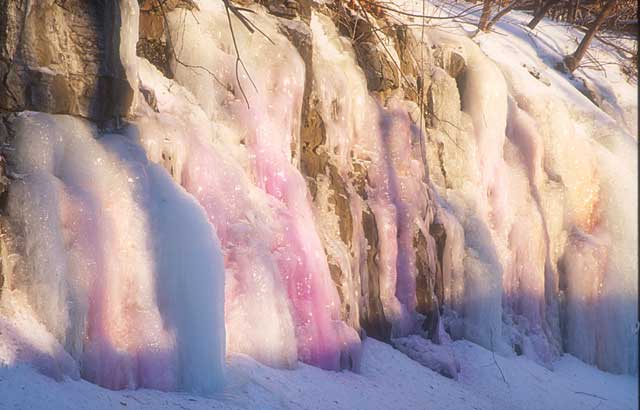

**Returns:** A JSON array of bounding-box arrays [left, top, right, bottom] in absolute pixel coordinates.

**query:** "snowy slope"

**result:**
[[393, 0, 637, 135], [1, 336, 637, 410], [1, 291, 636, 410]]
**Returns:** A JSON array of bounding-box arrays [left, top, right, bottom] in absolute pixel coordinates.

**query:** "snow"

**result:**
[[1, 336, 636, 410], [408, 0, 637, 134], [392, 335, 460, 379]]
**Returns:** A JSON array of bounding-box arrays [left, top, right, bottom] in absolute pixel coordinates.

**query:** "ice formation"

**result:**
[[309, 13, 435, 336], [3, 112, 225, 393], [419, 28, 638, 370], [136, 2, 361, 371], [0, 0, 636, 396]]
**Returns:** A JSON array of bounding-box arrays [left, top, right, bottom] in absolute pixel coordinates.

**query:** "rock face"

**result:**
[[293, 8, 467, 344], [137, 0, 198, 78], [0, 0, 139, 122]]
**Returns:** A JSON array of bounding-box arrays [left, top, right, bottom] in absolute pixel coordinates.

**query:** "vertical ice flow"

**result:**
[[5, 112, 226, 392]]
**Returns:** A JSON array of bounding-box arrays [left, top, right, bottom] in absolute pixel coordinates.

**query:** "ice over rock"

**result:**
[[136, 1, 362, 371], [0, 0, 637, 396], [2, 111, 226, 392]]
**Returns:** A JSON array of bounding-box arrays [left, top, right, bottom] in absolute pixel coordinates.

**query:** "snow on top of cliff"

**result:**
[[391, 0, 637, 136]]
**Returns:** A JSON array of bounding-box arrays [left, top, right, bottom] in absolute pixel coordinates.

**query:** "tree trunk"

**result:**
[[564, 0, 618, 72], [534, 0, 542, 14], [478, 0, 493, 32], [486, 0, 521, 30], [527, 0, 558, 29], [569, 0, 579, 23]]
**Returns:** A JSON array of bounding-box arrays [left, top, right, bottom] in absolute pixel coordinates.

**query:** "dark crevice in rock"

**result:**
[[414, 244, 433, 315], [137, 39, 172, 78], [556, 255, 569, 353], [277, 18, 313, 167], [435, 140, 450, 189], [360, 206, 391, 342], [334, 9, 399, 93], [139, 84, 159, 112], [0, 0, 136, 122], [259, 0, 300, 19], [137, 0, 199, 78], [329, 165, 353, 245], [429, 221, 446, 307], [0, 113, 17, 299], [454, 70, 467, 111]]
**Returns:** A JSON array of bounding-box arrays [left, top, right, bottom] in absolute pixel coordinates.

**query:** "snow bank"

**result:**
[[1, 338, 637, 410]]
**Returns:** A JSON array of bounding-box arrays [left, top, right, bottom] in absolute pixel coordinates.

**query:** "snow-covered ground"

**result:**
[[2, 292, 636, 410], [1, 294, 636, 410], [1, 337, 636, 410]]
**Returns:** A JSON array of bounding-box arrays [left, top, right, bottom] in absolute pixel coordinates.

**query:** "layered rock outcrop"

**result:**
[[0, 0, 138, 122]]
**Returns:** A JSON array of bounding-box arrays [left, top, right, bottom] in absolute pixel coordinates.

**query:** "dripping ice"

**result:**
[[0, 0, 636, 399]]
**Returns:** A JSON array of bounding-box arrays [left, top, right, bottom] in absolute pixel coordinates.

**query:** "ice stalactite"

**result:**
[[309, 13, 437, 337], [137, 0, 361, 370], [424, 27, 637, 372], [443, 34, 512, 354], [405, 31, 543, 365], [430, 34, 555, 361], [0, 0, 636, 392], [137, 58, 300, 369], [3, 112, 226, 392], [494, 45, 638, 373]]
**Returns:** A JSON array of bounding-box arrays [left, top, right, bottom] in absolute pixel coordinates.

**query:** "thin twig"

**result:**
[[370, 2, 485, 21], [223, 0, 257, 109], [418, 0, 428, 185], [574, 391, 608, 400], [155, 0, 226, 89], [222, 0, 276, 45], [430, 113, 465, 151], [490, 329, 509, 386]]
